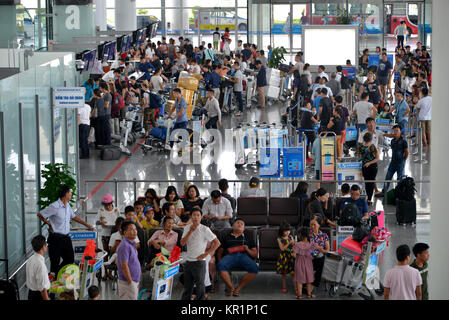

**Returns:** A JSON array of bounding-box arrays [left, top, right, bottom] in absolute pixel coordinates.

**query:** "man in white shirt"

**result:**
[[188, 59, 201, 75], [353, 92, 377, 139], [235, 40, 243, 53], [415, 87, 432, 147], [150, 68, 164, 92], [203, 89, 222, 129], [78, 103, 91, 159], [180, 209, 220, 300], [223, 38, 232, 57], [318, 65, 329, 81], [289, 53, 304, 76], [202, 190, 233, 229], [232, 62, 244, 116], [239, 177, 267, 198], [26, 235, 50, 300], [111, 58, 125, 70], [312, 77, 334, 98], [384, 244, 422, 300]]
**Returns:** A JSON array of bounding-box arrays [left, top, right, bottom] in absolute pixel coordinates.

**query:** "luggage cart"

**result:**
[[79, 250, 108, 300], [323, 240, 386, 300], [150, 259, 182, 300]]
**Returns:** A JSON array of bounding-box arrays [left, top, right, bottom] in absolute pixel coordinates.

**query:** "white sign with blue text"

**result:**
[[53, 87, 85, 108]]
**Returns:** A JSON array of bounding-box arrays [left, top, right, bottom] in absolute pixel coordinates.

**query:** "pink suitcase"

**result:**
[[338, 236, 363, 262], [371, 210, 385, 229]]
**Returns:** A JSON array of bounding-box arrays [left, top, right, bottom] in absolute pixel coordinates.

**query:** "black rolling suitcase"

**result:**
[[396, 198, 417, 225], [100, 145, 121, 160]]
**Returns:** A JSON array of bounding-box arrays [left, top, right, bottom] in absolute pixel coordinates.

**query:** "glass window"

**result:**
[[185, 0, 235, 7], [136, 0, 161, 7], [0, 74, 24, 268], [106, 0, 115, 8], [19, 69, 39, 246], [348, 0, 383, 52], [311, 1, 346, 25]]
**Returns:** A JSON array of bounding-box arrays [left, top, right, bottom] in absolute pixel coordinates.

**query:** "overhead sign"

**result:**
[[53, 87, 85, 108], [283, 147, 304, 178]]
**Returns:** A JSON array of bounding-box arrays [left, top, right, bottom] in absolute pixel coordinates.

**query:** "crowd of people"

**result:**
[[26, 181, 429, 301]]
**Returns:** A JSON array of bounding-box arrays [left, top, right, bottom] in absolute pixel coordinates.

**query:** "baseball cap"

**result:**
[[102, 194, 114, 204]]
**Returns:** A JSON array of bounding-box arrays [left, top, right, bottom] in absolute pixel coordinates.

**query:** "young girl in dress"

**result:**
[[276, 223, 297, 295], [293, 228, 316, 299]]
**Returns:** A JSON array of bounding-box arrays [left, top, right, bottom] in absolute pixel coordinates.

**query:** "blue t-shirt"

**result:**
[[174, 97, 188, 124], [82, 80, 94, 101], [313, 95, 323, 113], [377, 60, 392, 78], [339, 197, 369, 218]]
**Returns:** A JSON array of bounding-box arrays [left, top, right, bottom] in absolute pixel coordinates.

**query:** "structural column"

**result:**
[[94, 0, 107, 31], [429, 0, 449, 300], [0, 5, 17, 48], [115, 0, 136, 31]]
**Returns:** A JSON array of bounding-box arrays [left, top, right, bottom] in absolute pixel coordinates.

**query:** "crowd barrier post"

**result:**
[[133, 178, 137, 203], [114, 178, 118, 208]]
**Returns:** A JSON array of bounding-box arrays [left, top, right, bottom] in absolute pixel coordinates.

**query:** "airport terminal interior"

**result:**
[[0, 0, 447, 302]]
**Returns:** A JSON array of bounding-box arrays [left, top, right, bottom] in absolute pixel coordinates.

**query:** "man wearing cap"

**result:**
[[239, 177, 267, 198], [37, 185, 95, 274]]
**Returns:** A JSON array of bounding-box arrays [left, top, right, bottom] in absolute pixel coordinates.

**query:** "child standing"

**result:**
[[276, 224, 297, 295], [410, 243, 430, 300], [293, 228, 316, 299]]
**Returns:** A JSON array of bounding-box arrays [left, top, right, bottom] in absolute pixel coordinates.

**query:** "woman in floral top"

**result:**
[[309, 216, 330, 289], [357, 131, 380, 205]]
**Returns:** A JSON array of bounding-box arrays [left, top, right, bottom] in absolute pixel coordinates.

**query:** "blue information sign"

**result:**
[[260, 148, 281, 178], [283, 147, 304, 178], [341, 67, 356, 80], [368, 54, 394, 68]]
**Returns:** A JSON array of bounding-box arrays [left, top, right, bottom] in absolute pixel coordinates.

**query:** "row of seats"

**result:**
[[141, 226, 332, 272], [236, 196, 367, 227], [237, 197, 333, 227]]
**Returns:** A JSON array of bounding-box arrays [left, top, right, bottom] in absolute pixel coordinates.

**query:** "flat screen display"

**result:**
[[82, 49, 96, 72], [303, 27, 357, 67]]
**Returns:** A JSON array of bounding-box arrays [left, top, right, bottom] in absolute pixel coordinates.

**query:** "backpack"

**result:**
[[395, 176, 416, 201], [339, 202, 361, 227], [341, 74, 350, 90], [114, 92, 125, 110]]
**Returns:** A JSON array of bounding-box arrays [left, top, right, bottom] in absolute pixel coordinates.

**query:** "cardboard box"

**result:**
[[264, 86, 280, 99], [177, 76, 199, 91]]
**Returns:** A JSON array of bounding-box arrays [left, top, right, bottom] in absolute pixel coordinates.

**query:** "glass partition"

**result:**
[[0, 53, 76, 277], [348, 0, 383, 52]]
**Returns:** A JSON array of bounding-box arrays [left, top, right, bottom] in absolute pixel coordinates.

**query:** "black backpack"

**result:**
[[339, 202, 361, 227], [341, 74, 350, 90], [395, 176, 416, 201]]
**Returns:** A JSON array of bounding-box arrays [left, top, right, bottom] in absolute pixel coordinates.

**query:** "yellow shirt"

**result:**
[[141, 219, 160, 233]]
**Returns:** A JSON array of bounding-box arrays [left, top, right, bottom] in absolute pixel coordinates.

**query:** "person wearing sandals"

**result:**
[[309, 215, 330, 292], [216, 218, 258, 297], [293, 228, 317, 299], [276, 223, 297, 295]]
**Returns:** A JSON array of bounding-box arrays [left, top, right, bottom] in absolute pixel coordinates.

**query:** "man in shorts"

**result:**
[[377, 53, 393, 102], [213, 27, 221, 50]]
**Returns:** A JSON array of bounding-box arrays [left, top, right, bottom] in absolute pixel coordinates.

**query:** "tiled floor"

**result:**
[[80, 99, 430, 300]]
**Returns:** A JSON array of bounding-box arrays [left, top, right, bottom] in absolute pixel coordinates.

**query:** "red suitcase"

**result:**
[[338, 236, 363, 262]]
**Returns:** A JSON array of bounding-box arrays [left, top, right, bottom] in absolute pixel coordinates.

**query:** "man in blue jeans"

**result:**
[[381, 124, 409, 195], [168, 88, 188, 147], [390, 91, 410, 135], [217, 218, 258, 296]]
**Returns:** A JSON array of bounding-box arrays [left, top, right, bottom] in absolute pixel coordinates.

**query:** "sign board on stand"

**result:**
[[53, 87, 86, 108], [368, 54, 394, 68], [341, 67, 356, 80], [283, 147, 304, 178], [336, 162, 364, 190], [320, 136, 336, 181], [260, 148, 281, 178], [68, 229, 97, 263]]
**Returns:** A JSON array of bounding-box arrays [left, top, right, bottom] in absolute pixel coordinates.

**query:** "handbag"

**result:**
[[90, 98, 98, 119]]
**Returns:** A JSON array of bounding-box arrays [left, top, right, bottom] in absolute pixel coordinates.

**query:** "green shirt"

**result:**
[[410, 260, 428, 300]]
